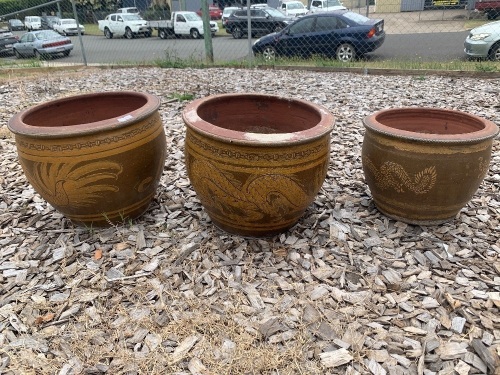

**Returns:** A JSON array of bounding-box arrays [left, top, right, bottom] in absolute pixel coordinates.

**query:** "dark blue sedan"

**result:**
[[252, 10, 385, 62]]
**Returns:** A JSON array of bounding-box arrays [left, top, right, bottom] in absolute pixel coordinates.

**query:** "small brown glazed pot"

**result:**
[[182, 93, 335, 237], [362, 107, 499, 225], [8, 91, 166, 227]]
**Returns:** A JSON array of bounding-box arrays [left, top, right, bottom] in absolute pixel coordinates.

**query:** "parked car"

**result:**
[[13, 30, 73, 59], [41, 15, 60, 30], [464, 20, 500, 60], [222, 6, 240, 28], [53, 18, 85, 36], [279, 0, 308, 17], [252, 10, 385, 62], [196, 5, 223, 20], [308, 0, 347, 13], [24, 16, 42, 31], [225, 7, 294, 39], [0, 28, 18, 56], [7, 19, 25, 31], [116, 7, 140, 14]]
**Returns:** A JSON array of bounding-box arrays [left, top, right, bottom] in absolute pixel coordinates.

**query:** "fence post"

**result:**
[[71, 0, 87, 66], [200, 0, 214, 63], [247, 0, 253, 64]]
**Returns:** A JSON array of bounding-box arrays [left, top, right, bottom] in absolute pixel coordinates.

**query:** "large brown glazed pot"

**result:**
[[182, 93, 334, 237], [8, 91, 166, 227], [362, 107, 499, 225]]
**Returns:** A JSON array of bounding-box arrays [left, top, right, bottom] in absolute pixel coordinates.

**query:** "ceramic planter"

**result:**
[[182, 93, 334, 237], [362, 107, 499, 225], [8, 91, 166, 227]]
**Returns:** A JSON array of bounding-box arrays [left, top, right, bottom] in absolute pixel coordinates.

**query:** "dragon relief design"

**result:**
[[24, 160, 123, 208], [190, 159, 310, 223], [363, 157, 437, 194]]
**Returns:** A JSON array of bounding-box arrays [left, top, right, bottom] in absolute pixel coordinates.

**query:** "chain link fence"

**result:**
[[0, 0, 494, 66]]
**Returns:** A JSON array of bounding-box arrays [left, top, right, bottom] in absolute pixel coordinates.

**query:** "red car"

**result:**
[[197, 5, 223, 20]]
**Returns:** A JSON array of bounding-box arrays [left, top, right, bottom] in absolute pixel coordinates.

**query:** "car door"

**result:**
[[314, 15, 344, 56], [252, 10, 267, 34], [17, 33, 33, 55], [276, 16, 316, 57], [175, 14, 189, 35]]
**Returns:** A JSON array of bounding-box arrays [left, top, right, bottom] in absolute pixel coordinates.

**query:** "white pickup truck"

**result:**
[[149, 11, 219, 39], [98, 13, 152, 39]]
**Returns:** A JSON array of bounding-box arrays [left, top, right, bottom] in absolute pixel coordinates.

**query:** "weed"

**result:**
[[170, 92, 195, 101]]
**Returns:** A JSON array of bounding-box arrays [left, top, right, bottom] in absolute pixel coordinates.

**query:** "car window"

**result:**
[[311, 0, 323, 7], [326, 0, 344, 6], [185, 13, 202, 21], [110, 15, 116, 21], [342, 11, 370, 23], [289, 17, 315, 34], [122, 14, 142, 20], [266, 8, 286, 17], [177, 14, 185, 22], [315, 15, 340, 31], [289, 3, 304, 9]]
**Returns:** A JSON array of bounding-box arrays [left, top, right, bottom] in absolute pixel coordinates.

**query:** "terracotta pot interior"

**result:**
[[196, 96, 322, 134], [22, 94, 148, 127], [376, 110, 485, 135]]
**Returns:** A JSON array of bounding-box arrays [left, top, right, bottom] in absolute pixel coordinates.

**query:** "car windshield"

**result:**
[[288, 3, 305, 9], [185, 13, 202, 21], [35, 30, 60, 40], [223, 8, 237, 15], [342, 11, 370, 23], [11, 19, 23, 25], [265, 8, 286, 17], [122, 14, 143, 21], [326, 0, 343, 6]]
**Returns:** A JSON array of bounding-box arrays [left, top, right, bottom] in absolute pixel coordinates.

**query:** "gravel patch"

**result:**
[[0, 67, 499, 374]]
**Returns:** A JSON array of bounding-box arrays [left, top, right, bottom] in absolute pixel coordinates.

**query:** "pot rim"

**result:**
[[182, 93, 334, 145], [363, 107, 499, 143], [8, 91, 160, 138]]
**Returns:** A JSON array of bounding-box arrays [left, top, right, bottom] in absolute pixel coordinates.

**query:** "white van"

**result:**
[[24, 16, 42, 31], [279, 0, 307, 16]]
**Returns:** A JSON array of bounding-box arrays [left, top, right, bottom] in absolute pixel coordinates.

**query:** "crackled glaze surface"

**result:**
[[8, 91, 166, 227], [362, 107, 499, 225]]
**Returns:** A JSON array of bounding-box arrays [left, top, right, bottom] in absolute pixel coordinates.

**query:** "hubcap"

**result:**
[[263, 48, 275, 60], [338, 46, 353, 62]]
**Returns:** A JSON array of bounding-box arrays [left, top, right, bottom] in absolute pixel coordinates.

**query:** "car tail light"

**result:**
[[42, 40, 70, 48], [367, 27, 376, 38]]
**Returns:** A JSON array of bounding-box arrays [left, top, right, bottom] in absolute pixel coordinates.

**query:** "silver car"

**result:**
[[13, 30, 73, 59], [464, 20, 500, 61]]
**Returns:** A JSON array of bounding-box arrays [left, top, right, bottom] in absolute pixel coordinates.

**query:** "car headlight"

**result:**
[[470, 33, 490, 41]]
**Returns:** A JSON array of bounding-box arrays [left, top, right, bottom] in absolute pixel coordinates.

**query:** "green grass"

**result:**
[[464, 19, 492, 30]]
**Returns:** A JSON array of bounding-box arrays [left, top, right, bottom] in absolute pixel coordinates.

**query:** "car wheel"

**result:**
[[190, 29, 200, 39], [14, 49, 22, 59], [262, 46, 276, 60], [488, 42, 500, 61], [336, 43, 355, 62], [232, 26, 242, 39], [159, 29, 168, 39], [63, 50, 70, 56], [145, 31, 152, 37], [104, 28, 113, 39], [34, 50, 43, 60], [125, 28, 134, 39]]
